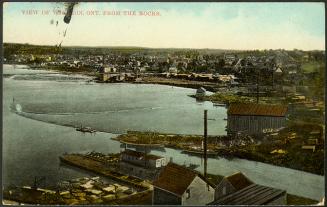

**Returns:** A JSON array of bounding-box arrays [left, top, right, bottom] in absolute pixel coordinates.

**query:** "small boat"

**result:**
[[85, 80, 94, 85], [213, 103, 226, 107], [181, 149, 218, 157], [76, 126, 96, 133], [223, 118, 228, 121]]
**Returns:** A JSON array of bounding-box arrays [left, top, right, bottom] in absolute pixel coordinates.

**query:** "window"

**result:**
[[222, 186, 226, 195], [186, 189, 190, 199]]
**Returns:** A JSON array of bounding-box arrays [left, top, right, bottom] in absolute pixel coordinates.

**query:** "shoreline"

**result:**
[[6, 63, 221, 92], [114, 131, 324, 176], [13, 105, 325, 177], [5, 64, 324, 175]]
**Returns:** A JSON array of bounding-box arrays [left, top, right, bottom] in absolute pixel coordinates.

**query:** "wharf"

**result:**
[[4, 175, 152, 205], [59, 154, 151, 190]]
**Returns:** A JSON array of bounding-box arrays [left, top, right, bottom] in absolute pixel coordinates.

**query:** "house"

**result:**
[[216, 74, 235, 83], [168, 66, 178, 74], [275, 67, 283, 74], [120, 149, 166, 169], [224, 54, 236, 63], [103, 65, 117, 73], [210, 172, 287, 205], [99, 73, 110, 82], [227, 103, 288, 135], [214, 172, 253, 198], [152, 163, 215, 205], [196, 87, 206, 98], [301, 145, 316, 152]]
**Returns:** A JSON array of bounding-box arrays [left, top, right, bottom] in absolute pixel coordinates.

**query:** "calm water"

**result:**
[[3, 64, 324, 200]]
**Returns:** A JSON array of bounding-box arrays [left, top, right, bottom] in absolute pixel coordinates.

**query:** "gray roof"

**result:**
[[197, 87, 206, 93], [209, 184, 286, 205]]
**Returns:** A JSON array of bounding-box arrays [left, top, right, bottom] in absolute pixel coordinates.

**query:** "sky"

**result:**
[[3, 2, 325, 50]]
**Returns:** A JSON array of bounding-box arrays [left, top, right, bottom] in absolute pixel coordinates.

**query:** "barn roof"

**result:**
[[153, 163, 197, 196], [228, 103, 287, 117], [209, 184, 286, 205], [153, 163, 214, 196], [225, 172, 253, 191]]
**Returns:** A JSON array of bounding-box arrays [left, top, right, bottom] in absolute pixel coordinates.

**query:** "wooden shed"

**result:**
[[227, 103, 288, 135]]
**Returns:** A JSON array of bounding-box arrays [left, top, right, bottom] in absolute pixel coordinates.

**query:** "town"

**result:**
[[3, 43, 324, 205]]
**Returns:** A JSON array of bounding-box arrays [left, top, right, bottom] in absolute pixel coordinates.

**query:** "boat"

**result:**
[[213, 103, 226, 107], [181, 149, 218, 157], [85, 80, 94, 85], [76, 126, 96, 133], [119, 140, 164, 148]]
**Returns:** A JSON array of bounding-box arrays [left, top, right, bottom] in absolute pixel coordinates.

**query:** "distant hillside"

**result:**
[[3, 42, 324, 57], [4, 43, 63, 56], [3, 43, 237, 56]]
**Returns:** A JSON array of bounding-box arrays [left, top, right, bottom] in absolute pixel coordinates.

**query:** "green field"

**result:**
[[301, 62, 322, 73]]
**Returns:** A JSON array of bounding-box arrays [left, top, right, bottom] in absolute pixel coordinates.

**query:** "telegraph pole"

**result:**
[[204, 110, 208, 178], [256, 71, 259, 104]]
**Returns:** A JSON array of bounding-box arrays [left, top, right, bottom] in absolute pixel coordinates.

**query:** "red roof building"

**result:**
[[227, 103, 288, 135], [152, 163, 215, 205]]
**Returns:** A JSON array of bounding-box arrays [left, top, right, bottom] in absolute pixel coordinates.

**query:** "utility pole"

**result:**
[[204, 110, 208, 178], [256, 71, 259, 104], [144, 145, 147, 168], [272, 67, 275, 89]]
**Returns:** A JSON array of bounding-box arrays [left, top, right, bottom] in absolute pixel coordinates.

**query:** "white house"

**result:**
[[152, 163, 215, 205], [168, 67, 178, 74], [120, 149, 166, 169], [104, 65, 117, 73]]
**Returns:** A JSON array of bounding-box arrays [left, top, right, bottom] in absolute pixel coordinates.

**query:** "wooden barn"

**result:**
[[227, 103, 288, 135], [152, 163, 215, 205]]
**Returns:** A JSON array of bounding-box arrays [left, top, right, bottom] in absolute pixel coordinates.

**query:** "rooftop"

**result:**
[[121, 149, 163, 160], [225, 172, 253, 191], [209, 184, 286, 205], [228, 103, 287, 117], [153, 163, 199, 196], [196, 87, 206, 93]]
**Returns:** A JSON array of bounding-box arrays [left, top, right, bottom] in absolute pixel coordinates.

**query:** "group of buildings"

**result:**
[[118, 147, 287, 205], [5, 49, 315, 82], [153, 163, 286, 205]]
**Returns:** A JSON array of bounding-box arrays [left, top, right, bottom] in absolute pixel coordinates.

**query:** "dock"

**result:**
[[59, 154, 150, 190]]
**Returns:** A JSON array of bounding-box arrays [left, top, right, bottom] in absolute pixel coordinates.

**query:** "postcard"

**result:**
[[2, 2, 325, 205]]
